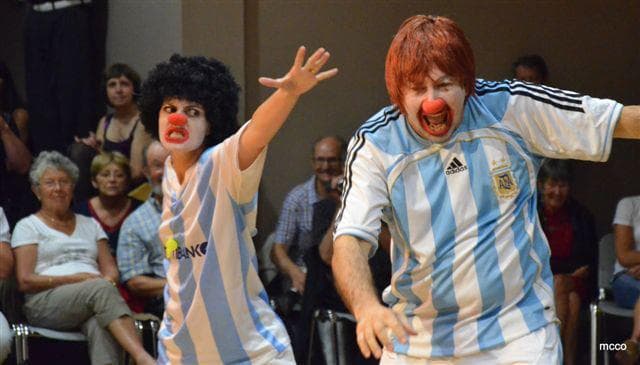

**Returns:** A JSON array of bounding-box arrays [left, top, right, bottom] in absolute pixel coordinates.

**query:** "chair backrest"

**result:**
[[597, 233, 616, 290]]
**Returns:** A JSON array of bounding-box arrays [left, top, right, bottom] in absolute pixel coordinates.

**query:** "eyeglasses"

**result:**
[[41, 180, 73, 189], [312, 157, 342, 166]]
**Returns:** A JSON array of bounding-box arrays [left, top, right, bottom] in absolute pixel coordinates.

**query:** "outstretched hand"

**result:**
[[258, 46, 338, 96]]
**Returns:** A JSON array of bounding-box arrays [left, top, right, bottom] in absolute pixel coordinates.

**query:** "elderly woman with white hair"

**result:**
[[11, 151, 154, 365]]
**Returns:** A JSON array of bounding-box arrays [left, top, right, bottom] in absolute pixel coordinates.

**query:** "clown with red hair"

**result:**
[[332, 15, 640, 364]]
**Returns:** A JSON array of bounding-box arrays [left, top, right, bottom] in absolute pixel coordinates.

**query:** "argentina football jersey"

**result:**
[[157, 124, 290, 364], [336, 79, 622, 358]]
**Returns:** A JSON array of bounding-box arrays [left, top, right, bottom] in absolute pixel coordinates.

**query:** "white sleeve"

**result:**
[[88, 216, 108, 241], [0, 208, 9, 243], [11, 217, 39, 248], [500, 83, 622, 162], [613, 197, 635, 226], [216, 120, 267, 204], [335, 135, 389, 253]]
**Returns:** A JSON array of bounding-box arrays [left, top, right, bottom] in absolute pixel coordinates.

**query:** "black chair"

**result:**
[[590, 233, 634, 365]]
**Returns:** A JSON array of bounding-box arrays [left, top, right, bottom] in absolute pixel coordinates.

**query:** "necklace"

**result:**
[[38, 211, 74, 226]]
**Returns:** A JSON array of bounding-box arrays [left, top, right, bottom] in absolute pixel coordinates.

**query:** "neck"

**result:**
[[171, 149, 203, 184], [154, 193, 163, 205], [40, 207, 72, 221], [315, 177, 329, 198], [113, 103, 139, 121], [96, 194, 129, 211]]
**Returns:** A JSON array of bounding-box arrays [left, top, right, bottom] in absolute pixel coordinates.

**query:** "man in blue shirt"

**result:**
[[117, 140, 169, 318]]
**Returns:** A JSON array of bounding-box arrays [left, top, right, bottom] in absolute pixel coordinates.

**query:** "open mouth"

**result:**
[[164, 127, 189, 144], [419, 99, 452, 137]]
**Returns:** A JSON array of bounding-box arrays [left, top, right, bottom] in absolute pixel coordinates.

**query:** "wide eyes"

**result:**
[[162, 105, 177, 114], [185, 108, 200, 117], [161, 105, 202, 117]]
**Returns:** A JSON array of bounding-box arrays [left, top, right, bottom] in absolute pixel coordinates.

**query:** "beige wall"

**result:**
[[3, 0, 639, 243]]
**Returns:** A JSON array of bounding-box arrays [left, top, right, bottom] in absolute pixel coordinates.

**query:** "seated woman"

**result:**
[[612, 195, 640, 363], [0, 206, 13, 363], [11, 151, 154, 365], [75, 151, 140, 256], [71, 63, 151, 201], [537, 159, 597, 365]]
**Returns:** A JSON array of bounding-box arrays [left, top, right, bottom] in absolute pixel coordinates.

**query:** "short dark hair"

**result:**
[[538, 158, 572, 185], [311, 135, 347, 160], [139, 54, 240, 150], [103, 63, 141, 105], [513, 54, 548, 83]]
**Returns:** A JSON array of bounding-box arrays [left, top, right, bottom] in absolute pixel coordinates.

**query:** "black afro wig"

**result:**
[[139, 54, 240, 149]]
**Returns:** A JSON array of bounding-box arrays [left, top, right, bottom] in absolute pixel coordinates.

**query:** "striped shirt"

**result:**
[[117, 196, 165, 282], [157, 123, 291, 364], [274, 176, 320, 266], [336, 79, 622, 358]]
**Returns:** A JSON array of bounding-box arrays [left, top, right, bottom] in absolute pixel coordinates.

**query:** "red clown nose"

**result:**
[[168, 113, 187, 126], [421, 98, 447, 115]]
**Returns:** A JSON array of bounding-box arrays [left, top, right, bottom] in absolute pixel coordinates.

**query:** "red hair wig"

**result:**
[[385, 15, 475, 115]]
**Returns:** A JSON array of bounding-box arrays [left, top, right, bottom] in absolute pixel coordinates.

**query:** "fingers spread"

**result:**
[[293, 46, 306, 69], [316, 68, 339, 81], [258, 77, 281, 89]]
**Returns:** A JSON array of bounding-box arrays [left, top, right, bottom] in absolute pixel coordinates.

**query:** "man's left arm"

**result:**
[[613, 106, 640, 139]]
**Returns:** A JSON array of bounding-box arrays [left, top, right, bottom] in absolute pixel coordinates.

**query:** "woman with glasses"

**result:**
[[11, 151, 154, 365]]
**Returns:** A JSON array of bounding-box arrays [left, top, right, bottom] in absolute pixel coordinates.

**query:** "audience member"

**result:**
[[0, 207, 13, 363], [24, 0, 103, 155], [74, 151, 140, 256], [612, 195, 640, 363], [117, 141, 169, 318], [270, 135, 346, 353], [11, 151, 154, 365], [513, 54, 548, 84], [0, 61, 28, 143], [537, 159, 597, 365], [299, 175, 390, 364], [71, 63, 151, 201], [0, 62, 32, 227]]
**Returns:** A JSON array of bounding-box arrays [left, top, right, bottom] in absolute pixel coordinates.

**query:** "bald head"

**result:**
[[144, 140, 170, 196]]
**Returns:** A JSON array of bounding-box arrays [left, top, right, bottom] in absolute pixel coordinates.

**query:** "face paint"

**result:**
[[401, 67, 466, 143], [158, 99, 208, 153]]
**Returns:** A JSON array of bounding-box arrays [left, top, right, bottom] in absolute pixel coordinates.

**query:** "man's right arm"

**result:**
[[332, 234, 415, 359], [270, 243, 306, 293], [126, 275, 166, 298]]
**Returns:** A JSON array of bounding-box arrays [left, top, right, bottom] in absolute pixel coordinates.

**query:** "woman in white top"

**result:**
[[0, 207, 13, 363], [11, 151, 154, 365], [612, 196, 640, 362]]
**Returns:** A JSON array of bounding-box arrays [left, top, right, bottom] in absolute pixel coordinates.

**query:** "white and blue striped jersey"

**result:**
[[335, 79, 622, 358], [157, 122, 291, 364]]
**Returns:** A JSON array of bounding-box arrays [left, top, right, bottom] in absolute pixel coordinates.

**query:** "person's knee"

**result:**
[[554, 275, 573, 295]]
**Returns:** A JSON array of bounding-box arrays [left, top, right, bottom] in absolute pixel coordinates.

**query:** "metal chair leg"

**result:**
[[590, 303, 598, 365]]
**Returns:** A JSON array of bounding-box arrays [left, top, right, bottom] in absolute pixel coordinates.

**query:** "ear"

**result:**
[[31, 185, 40, 201], [91, 179, 98, 189]]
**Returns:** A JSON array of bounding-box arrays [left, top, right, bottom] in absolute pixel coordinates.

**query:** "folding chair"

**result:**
[[590, 233, 634, 365]]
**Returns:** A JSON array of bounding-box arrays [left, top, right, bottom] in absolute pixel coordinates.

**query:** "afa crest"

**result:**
[[492, 170, 519, 199]]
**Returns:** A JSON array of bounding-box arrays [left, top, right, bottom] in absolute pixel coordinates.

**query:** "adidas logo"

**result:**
[[445, 157, 468, 175]]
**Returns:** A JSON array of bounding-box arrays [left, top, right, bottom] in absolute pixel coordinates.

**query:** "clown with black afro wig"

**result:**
[[141, 47, 337, 364]]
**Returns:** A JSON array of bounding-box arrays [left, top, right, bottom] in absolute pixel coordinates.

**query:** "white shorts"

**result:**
[[380, 323, 562, 365]]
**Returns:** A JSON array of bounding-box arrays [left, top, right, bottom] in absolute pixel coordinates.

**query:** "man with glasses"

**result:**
[[270, 135, 345, 358]]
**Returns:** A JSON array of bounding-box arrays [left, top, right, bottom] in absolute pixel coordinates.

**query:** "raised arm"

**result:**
[[613, 106, 640, 139], [332, 234, 415, 359], [238, 46, 338, 170]]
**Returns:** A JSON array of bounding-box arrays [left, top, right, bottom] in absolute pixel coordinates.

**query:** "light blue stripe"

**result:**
[[195, 161, 250, 363], [230, 194, 289, 352], [418, 156, 458, 357], [156, 327, 169, 364], [505, 144, 548, 331], [388, 175, 420, 313], [462, 140, 506, 350]]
